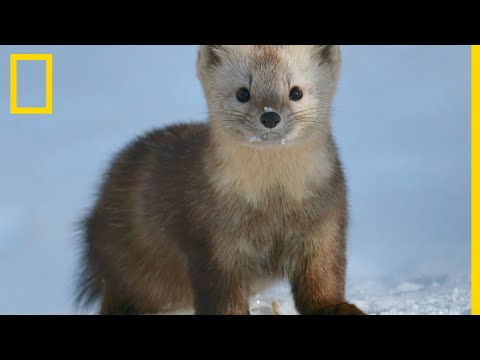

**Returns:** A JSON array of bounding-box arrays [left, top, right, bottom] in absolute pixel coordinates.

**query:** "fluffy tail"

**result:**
[[73, 216, 102, 311]]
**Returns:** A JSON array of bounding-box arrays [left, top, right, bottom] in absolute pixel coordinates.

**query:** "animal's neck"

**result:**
[[206, 129, 334, 205]]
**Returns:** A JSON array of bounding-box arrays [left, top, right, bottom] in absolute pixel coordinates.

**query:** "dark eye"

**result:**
[[289, 87, 303, 101], [236, 88, 250, 103]]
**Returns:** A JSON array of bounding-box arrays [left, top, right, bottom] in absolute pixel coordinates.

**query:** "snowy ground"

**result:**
[[0, 46, 470, 315], [252, 275, 471, 315], [162, 275, 470, 315], [349, 276, 471, 315]]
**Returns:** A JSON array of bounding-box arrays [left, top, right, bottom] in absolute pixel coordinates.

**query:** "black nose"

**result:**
[[260, 112, 281, 129]]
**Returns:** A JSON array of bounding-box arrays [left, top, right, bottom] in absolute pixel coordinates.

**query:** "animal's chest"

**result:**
[[212, 190, 326, 269]]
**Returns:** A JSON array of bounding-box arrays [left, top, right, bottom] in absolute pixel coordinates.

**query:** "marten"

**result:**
[[76, 45, 364, 315]]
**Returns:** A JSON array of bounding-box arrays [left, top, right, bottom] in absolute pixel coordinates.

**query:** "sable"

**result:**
[[76, 45, 364, 315]]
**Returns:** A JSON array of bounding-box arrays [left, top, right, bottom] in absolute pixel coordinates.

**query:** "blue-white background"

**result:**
[[0, 46, 471, 314]]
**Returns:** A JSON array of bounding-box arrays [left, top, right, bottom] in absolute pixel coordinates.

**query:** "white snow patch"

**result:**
[[162, 274, 470, 315], [280, 133, 294, 145], [247, 275, 470, 315], [249, 136, 262, 143], [264, 106, 274, 113]]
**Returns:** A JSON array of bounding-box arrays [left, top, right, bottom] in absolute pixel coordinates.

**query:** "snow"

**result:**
[[264, 106, 274, 113], [0, 45, 470, 314], [163, 275, 471, 315], [346, 275, 471, 315], [251, 275, 471, 315]]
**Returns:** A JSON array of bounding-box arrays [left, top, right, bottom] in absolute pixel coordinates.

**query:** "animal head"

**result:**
[[197, 45, 341, 147]]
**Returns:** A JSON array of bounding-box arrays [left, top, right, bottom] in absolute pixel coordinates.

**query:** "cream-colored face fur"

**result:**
[[197, 45, 341, 147]]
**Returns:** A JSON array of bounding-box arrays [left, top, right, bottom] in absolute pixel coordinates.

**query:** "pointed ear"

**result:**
[[197, 45, 229, 69], [312, 45, 341, 65]]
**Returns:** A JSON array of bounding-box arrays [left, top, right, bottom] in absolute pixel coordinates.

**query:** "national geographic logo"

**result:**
[[10, 54, 53, 114]]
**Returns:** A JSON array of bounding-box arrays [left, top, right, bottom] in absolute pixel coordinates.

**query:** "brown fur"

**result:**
[[76, 45, 364, 315]]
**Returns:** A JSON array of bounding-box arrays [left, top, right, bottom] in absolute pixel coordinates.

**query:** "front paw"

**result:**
[[311, 302, 366, 315]]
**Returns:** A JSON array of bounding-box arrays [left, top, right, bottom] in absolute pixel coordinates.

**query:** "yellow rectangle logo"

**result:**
[[10, 54, 53, 115]]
